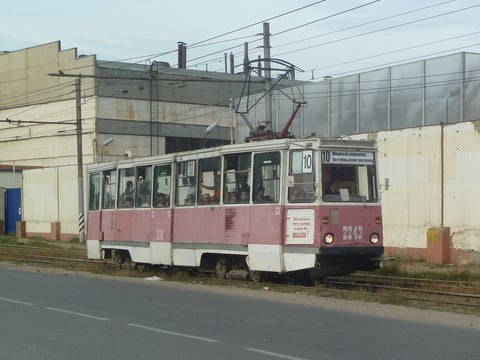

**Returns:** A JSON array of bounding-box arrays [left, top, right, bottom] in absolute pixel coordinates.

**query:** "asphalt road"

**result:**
[[0, 267, 479, 360]]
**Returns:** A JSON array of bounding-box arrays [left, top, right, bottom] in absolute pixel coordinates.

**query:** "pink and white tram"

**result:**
[[86, 137, 383, 280]]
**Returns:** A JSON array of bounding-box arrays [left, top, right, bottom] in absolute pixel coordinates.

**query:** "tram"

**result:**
[[86, 137, 383, 280]]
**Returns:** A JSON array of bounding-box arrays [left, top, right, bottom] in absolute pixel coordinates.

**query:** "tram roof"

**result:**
[[87, 137, 377, 171]]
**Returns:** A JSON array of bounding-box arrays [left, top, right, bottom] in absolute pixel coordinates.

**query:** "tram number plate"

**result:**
[[342, 225, 363, 240]]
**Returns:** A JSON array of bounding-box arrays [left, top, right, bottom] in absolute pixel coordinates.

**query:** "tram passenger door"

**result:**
[[247, 151, 284, 272]]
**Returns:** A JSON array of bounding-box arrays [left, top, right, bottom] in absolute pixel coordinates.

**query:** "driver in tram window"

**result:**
[[325, 181, 339, 195]]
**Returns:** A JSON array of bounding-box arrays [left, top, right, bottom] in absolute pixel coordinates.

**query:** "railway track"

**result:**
[[321, 274, 480, 314], [0, 243, 113, 272], [1, 243, 480, 314]]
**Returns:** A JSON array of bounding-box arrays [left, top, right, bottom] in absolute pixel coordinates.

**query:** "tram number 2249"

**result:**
[[342, 225, 363, 241]]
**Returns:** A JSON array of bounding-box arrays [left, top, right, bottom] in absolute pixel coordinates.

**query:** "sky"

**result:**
[[2, 0, 480, 81]]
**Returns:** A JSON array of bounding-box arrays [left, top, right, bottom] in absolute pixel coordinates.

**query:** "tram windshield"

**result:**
[[321, 150, 378, 202]]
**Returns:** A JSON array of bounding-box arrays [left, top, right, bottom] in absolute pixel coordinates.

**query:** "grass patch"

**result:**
[[0, 235, 63, 249], [374, 261, 406, 277], [412, 269, 480, 282], [0, 235, 18, 245], [22, 237, 63, 249], [376, 258, 480, 282]]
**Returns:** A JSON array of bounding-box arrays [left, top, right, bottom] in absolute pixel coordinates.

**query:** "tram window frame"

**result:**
[[224, 153, 251, 204], [118, 168, 135, 208], [176, 160, 197, 206], [153, 164, 171, 208], [135, 166, 153, 208], [322, 164, 378, 203], [88, 173, 101, 211], [102, 169, 116, 209], [198, 157, 221, 205], [253, 151, 281, 203], [288, 150, 316, 203]]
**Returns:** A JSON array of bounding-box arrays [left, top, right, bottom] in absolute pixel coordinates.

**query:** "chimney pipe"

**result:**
[[257, 55, 262, 77], [230, 52, 234, 74], [177, 42, 187, 69], [243, 42, 249, 75]]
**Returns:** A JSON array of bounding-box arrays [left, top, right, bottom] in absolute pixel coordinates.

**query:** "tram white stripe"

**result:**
[[127, 323, 219, 343], [245, 348, 309, 360], [46, 307, 109, 321], [0, 296, 34, 306]]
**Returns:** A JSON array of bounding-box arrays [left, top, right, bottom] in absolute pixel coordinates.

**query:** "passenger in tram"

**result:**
[[255, 186, 273, 202], [184, 193, 195, 206], [123, 180, 134, 207], [201, 175, 221, 199], [210, 194, 218, 204], [156, 194, 167, 207], [238, 176, 250, 194], [239, 191, 249, 203], [200, 193, 211, 204], [141, 194, 151, 208], [226, 192, 238, 203]]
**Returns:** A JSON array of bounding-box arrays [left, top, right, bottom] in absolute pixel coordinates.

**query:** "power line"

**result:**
[[274, 3, 480, 59], [182, 1, 328, 49], [114, 0, 329, 67], [186, 0, 384, 70], [330, 42, 480, 77], [273, 0, 458, 51], [273, 0, 383, 37], [311, 31, 480, 76], [185, 0, 464, 75]]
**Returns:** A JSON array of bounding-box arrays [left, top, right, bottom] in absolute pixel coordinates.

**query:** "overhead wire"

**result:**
[[272, 0, 458, 51], [2, 1, 479, 129], [186, 0, 385, 70], [310, 31, 480, 74], [187, 0, 467, 75], [96, 0, 329, 69], [274, 3, 480, 60]]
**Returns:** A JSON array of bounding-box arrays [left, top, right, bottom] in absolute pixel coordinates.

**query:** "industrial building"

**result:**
[[1, 41, 479, 265]]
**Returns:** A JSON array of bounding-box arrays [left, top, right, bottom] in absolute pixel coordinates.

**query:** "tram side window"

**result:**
[[153, 164, 171, 207], [288, 150, 316, 203], [176, 160, 196, 206], [118, 168, 135, 208], [135, 166, 153, 208], [198, 157, 220, 205], [102, 169, 116, 209], [224, 153, 251, 203], [88, 173, 101, 211], [253, 151, 280, 203]]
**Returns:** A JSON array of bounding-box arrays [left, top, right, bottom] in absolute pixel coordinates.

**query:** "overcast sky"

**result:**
[[2, 0, 480, 81]]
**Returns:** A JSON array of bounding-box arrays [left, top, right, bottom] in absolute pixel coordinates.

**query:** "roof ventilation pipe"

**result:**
[[177, 41, 187, 69]]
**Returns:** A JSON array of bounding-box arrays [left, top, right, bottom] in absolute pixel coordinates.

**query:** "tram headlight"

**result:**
[[370, 233, 380, 244], [324, 233, 334, 244]]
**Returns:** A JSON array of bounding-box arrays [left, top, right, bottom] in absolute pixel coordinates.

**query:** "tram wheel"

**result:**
[[249, 270, 262, 282], [215, 257, 228, 279], [114, 251, 123, 269]]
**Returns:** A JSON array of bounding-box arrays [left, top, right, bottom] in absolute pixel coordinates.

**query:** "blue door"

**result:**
[[6, 188, 21, 234]]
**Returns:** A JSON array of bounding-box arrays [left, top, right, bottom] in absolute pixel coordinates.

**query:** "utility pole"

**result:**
[[75, 78, 85, 243], [263, 22, 272, 131]]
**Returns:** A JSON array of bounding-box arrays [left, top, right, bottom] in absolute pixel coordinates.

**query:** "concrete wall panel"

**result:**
[[23, 166, 80, 239], [376, 121, 480, 260]]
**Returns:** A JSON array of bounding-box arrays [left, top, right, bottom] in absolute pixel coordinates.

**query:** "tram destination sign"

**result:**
[[321, 150, 374, 165]]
